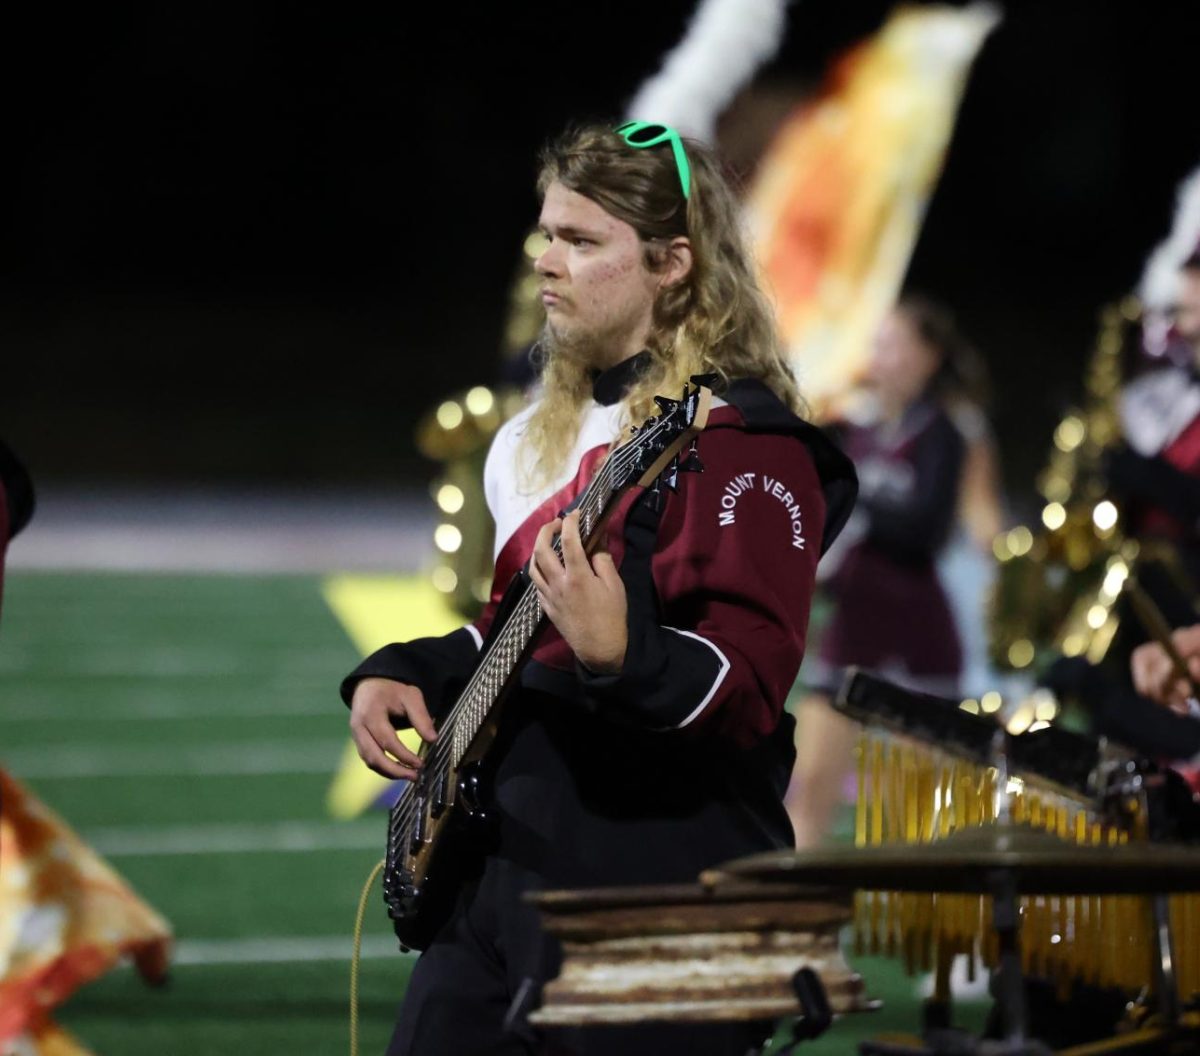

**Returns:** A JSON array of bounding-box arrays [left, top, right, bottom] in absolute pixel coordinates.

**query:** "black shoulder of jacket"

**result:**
[[721, 378, 858, 555], [0, 439, 35, 541]]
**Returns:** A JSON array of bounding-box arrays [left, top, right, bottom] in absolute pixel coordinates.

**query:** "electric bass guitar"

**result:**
[[382, 376, 714, 950]]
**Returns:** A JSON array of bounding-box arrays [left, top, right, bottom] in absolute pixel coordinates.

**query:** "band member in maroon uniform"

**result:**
[[788, 297, 986, 847], [1069, 248, 1200, 776], [340, 122, 856, 1055], [1109, 246, 1200, 588]]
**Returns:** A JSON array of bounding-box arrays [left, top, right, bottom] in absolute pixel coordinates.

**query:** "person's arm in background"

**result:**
[[859, 414, 965, 562], [1131, 624, 1200, 714], [1106, 446, 1200, 531], [951, 402, 1004, 551]]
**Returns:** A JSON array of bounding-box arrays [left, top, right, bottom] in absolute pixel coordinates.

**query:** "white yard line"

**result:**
[[87, 819, 382, 857], [916, 954, 991, 1000], [3, 740, 342, 779], [5, 487, 435, 573], [0, 697, 335, 722], [0, 655, 340, 678], [171, 934, 410, 965]]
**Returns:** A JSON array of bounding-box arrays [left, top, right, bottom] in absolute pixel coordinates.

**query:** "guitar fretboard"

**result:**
[[443, 450, 621, 763]]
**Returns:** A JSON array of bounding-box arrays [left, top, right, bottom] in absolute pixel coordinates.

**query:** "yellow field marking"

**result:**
[[321, 575, 464, 819]]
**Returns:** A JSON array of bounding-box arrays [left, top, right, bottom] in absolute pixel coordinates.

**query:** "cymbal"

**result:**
[[705, 825, 1200, 895]]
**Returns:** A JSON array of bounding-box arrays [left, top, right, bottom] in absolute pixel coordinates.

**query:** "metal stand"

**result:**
[[987, 869, 1031, 1047], [858, 869, 1053, 1055], [773, 967, 835, 1053], [856, 869, 1197, 1054], [1151, 893, 1182, 1029]]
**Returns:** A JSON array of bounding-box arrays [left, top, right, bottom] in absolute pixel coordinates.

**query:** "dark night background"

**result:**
[[4, 1, 1199, 510]]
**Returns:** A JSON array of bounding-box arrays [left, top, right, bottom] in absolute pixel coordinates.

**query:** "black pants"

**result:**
[[387, 855, 776, 1056]]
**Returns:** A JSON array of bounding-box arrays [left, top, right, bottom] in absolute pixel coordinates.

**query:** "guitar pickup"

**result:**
[[429, 769, 448, 818], [678, 437, 703, 474], [409, 795, 427, 855]]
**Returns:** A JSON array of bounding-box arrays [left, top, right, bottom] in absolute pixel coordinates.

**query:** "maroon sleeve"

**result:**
[[579, 426, 825, 749]]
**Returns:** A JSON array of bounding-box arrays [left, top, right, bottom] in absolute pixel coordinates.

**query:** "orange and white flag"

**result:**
[[747, 3, 999, 417], [0, 770, 172, 1051]]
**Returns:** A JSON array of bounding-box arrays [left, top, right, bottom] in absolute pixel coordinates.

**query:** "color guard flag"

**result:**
[[747, 3, 999, 416], [0, 770, 172, 1053]]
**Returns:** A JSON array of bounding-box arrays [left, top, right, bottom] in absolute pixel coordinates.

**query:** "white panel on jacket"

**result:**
[[484, 400, 628, 561]]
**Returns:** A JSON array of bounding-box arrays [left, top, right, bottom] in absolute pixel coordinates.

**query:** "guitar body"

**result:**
[[384, 756, 498, 951], [385, 701, 513, 950], [379, 378, 715, 951], [384, 576, 529, 949]]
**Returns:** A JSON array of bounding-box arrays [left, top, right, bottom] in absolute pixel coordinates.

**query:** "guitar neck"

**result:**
[[440, 454, 621, 765]]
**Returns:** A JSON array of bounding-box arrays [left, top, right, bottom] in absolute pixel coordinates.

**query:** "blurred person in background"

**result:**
[[340, 122, 857, 1056], [1041, 623, 1200, 808], [1107, 245, 1200, 592], [939, 359, 1005, 695], [1044, 248, 1200, 772], [786, 295, 992, 847]]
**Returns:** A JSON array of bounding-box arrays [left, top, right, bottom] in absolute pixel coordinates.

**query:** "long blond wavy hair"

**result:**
[[521, 123, 803, 490]]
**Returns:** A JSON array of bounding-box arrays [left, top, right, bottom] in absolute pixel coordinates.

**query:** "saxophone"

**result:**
[[988, 298, 1140, 676], [415, 233, 546, 617]]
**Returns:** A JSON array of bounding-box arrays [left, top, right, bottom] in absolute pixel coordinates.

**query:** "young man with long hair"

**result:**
[[341, 122, 857, 1055]]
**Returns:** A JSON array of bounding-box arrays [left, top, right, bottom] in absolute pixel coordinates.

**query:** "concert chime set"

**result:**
[[835, 671, 1200, 1051], [522, 669, 1200, 1054]]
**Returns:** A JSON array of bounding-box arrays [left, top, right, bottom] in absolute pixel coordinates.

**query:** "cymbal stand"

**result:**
[[772, 967, 834, 1053]]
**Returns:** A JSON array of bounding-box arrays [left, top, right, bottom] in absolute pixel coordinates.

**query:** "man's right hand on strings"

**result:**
[[349, 677, 438, 779]]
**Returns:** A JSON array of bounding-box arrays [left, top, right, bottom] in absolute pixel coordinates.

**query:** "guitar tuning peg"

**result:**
[[664, 457, 680, 493], [653, 395, 677, 414], [644, 476, 665, 514], [679, 437, 704, 474]]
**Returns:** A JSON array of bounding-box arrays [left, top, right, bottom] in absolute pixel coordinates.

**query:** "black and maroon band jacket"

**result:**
[[342, 353, 857, 889]]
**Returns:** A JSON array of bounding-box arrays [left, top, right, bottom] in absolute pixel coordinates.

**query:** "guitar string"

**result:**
[[421, 414, 661, 760]]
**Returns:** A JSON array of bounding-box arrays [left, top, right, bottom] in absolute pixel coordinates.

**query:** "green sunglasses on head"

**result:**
[[614, 121, 692, 200]]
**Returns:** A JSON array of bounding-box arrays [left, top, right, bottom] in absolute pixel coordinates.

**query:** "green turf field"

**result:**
[[0, 572, 986, 1054]]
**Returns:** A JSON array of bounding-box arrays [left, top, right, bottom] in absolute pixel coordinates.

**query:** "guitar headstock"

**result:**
[[611, 374, 716, 491]]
